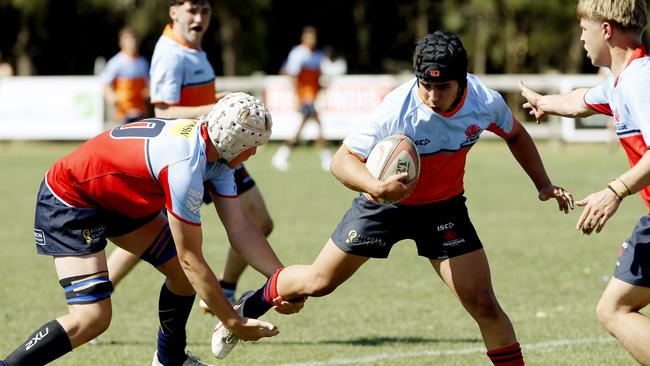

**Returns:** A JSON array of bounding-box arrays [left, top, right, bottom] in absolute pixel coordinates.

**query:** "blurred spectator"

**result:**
[[99, 26, 150, 124], [272, 26, 332, 171], [0, 51, 14, 78]]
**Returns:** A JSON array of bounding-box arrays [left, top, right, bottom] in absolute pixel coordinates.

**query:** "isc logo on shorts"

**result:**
[[34, 229, 46, 246], [437, 222, 454, 231]]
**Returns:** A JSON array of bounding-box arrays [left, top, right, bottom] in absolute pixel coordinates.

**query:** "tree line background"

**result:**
[[1, 0, 650, 77]]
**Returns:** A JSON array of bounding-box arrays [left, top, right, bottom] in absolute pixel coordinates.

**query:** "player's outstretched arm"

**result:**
[[518, 81, 594, 123], [503, 120, 574, 213], [576, 150, 650, 235], [330, 144, 415, 202], [167, 214, 280, 340], [213, 195, 283, 277], [213, 195, 305, 314]]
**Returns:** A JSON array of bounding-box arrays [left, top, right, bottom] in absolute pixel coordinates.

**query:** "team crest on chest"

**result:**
[[462, 123, 482, 146]]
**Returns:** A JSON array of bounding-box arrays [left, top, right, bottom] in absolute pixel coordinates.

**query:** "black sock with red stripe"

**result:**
[[487, 342, 524, 365], [240, 268, 283, 319]]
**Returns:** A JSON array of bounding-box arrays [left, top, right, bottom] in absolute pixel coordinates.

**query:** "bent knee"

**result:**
[[462, 291, 503, 320], [595, 299, 619, 331], [76, 305, 112, 333], [260, 219, 273, 237], [66, 303, 112, 343]]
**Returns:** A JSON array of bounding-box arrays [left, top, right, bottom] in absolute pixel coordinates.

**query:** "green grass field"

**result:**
[[0, 139, 646, 365]]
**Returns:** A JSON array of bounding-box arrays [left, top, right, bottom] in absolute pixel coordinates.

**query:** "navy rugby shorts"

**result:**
[[33, 180, 159, 257], [614, 215, 650, 287], [300, 103, 317, 117], [331, 194, 483, 259]]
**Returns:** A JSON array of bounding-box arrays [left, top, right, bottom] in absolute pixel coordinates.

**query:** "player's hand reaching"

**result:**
[[230, 317, 279, 341], [575, 188, 621, 235], [519, 80, 548, 123], [538, 184, 574, 214], [271, 295, 306, 315]]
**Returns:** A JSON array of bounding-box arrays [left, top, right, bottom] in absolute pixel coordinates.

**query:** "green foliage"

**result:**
[[2, 0, 622, 75], [0, 140, 644, 365]]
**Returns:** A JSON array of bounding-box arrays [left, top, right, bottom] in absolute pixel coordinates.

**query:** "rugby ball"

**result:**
[[364, 135, 420, 204]]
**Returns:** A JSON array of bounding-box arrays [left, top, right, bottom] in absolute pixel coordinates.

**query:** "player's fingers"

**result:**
[[245, 319, 279, 339], [575, 198, 588, 207], [557, 197, 567, 214], [518, 80, 529, 94], [595, 218, 606, 233], [576, 206, 591, 230], [566, 192, 575, 209]]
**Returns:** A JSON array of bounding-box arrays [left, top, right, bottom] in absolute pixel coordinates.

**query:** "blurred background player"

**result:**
[[99, 26, 150, 124], [519, 1, 650, 364], [212, 31, 575, 364], [0, 93, 297, 366], [271, 26, 332, 171], [106, 0, 274, 310]]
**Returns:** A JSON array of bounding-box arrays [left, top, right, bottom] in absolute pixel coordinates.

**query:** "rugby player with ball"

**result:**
[[211, 31, 574, 366]]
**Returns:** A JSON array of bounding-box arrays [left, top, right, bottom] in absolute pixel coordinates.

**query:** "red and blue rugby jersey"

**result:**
[[344, 74, 515, 206], [584, 46, 650, 210], [46, 119, 236, 225]]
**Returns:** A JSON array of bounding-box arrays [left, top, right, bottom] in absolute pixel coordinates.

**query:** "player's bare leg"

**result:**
[[2, 252, 112, 365], [111, 214, 201, 365], [54, 253, 113, 347], [311, 113, 332, 171], [211, 239, 364, 359], [107, 246, 140, 288], [276, 239, 368, 297], [431, 249, 520, 352], [597, 278, 650, 365]]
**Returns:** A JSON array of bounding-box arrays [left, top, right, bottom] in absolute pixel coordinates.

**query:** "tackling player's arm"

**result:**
[[502, 119, 574, 213], [167, 214, 279, 339], [212, 194, 282, 277], [212, 194, 305, 314], [330, 144, 414, 202], [519, 81, 595, 122]]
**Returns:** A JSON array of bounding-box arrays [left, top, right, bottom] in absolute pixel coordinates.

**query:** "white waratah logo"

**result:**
[[186, 188, 204, 215], [346, 230, 358, 244], [25, 327, 49, 351]]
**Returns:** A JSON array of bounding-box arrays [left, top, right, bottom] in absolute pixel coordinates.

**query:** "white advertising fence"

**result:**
[[0, 76, 104, 140], [0, 74, 607, 141]]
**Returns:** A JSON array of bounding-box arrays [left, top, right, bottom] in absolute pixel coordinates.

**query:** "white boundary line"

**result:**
[[276, 337, 615, 366]]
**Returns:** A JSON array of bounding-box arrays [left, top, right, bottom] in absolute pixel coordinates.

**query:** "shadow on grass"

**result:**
[[90, 336, 480, 348], [267, 336, 482, 346]]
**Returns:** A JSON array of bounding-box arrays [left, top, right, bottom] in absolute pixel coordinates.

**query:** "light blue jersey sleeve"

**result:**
[[99, 54, 121, 86], [204, 163, 237, 197], [487, 89, 514, 134], [165, 158, 206, 224], [150, 48, 183, 104]]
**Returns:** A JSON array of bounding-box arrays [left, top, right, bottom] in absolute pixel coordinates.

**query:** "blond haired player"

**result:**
[[519, 1, 650, 363]]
